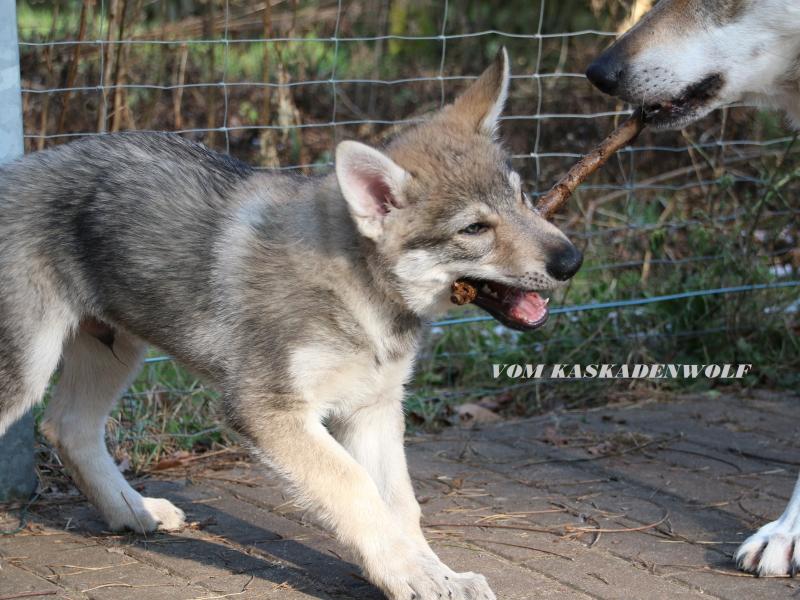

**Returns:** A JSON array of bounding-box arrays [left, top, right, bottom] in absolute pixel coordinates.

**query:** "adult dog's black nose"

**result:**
[[546, 243, 583, 281], [586, 51, 623, 96]]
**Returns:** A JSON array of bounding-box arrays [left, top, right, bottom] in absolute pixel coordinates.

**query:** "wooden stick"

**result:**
[[450, 280, 478, 305], [534, 108, 645, 219]]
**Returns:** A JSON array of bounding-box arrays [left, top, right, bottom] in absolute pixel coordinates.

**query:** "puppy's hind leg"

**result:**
[[0, 298, 75, 437], [41, 326, 185, 533]]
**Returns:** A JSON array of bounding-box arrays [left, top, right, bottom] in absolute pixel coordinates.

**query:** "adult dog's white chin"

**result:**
[[643, 103, 717, 130], [640, 73, 726, 130]]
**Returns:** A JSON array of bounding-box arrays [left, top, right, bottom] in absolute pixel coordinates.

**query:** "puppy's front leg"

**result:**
[[328, 397, 424, 544], [236, 402, 494, 600], [329, 395, 495, 600]]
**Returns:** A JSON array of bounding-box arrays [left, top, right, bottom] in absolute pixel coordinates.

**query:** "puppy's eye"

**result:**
[[460, 222, 490, 235]]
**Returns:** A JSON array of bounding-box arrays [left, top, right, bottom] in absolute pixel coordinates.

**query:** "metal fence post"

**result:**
[[0, 2, 36, 502]]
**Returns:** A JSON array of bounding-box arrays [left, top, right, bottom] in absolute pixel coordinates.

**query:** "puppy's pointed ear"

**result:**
[[335, 140, 410, 240], [449, 47, 510, 137]]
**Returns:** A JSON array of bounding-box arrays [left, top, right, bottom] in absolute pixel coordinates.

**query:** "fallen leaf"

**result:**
[[476, 393, 513, 412], [455, 403, 502, 425], [541, 425, 568, 446], [586, 441, 615, 456]]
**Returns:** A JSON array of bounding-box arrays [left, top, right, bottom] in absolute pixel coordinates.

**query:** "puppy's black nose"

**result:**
[[586, 52, 623, 96], [546, 243, 583, 281]]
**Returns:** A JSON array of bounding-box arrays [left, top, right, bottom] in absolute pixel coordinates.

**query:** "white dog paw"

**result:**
[[108, 496, 186, 533], [448, 571, 496, 600], [736, 520, 800, 576], [376, 554, 495, 600], [142, 497, 186, 531]]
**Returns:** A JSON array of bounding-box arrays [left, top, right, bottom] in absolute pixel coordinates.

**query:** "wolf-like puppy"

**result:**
[[584, 0, 800, 578], [0, 50, 581, 599]]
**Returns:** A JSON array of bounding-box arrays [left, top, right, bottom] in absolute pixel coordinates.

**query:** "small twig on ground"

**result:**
[[0, 592, 58, 600], [587, 572, 609, 585], [80, 583, 168, 592], [144, 447, 239, 473], [185, 591, 249, 600], [728, 448, 800, 467], [564, 512, 669, 535], [465, 537, 574, 561], [0, 496, 84, 512], [0, 490, 41, 536], [427, 510, 669, 541], [53, 561, 137, 576], [518, 434, 681, 467], [270, 581, 297, 592], [658, 540, 740, 545], [736, 500, 771, 525], [120, 491, 147, 543], [474, 509, 568, 524], [588, 530, 602, 548], [425, 522, 562, 535], [188, 474, 261, 487], [662, 448, 743, 472], [659, 564, 766, 578]]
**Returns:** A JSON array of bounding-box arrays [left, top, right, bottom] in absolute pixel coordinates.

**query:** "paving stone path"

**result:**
[[2, 391, 799, 599]]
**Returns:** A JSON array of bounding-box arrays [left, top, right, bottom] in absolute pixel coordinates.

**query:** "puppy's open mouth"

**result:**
[[461, 279, 550, 332], [642, 73, 724, 128]]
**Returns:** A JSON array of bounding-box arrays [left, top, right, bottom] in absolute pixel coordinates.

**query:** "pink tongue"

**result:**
[[508, 291, 547, 324]]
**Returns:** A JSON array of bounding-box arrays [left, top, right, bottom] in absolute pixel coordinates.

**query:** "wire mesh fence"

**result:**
[[12, 0, 800, 451]]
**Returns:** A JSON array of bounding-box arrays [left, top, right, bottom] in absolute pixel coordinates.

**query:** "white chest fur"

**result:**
[[289, 344, 416, 416]]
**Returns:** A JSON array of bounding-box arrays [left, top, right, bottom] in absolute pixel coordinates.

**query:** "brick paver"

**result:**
[[1, 391, 798, 599]]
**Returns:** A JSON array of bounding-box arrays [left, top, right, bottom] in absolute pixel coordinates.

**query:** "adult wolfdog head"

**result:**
[[336, 49, 583, 331], [585, 0, 800, 128]]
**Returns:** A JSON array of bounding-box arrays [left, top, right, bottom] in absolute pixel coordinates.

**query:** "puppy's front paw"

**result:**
[[736, 519, 800, 576], [373, 551, 495, 600], [448, 571, 496, 600], [141, 497, 186, 531]]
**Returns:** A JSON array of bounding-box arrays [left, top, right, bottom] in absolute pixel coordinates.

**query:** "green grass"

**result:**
[[109, 358, 226, 472]]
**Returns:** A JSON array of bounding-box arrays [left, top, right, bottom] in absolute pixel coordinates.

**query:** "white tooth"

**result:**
[[543, 298, 550, 305]]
